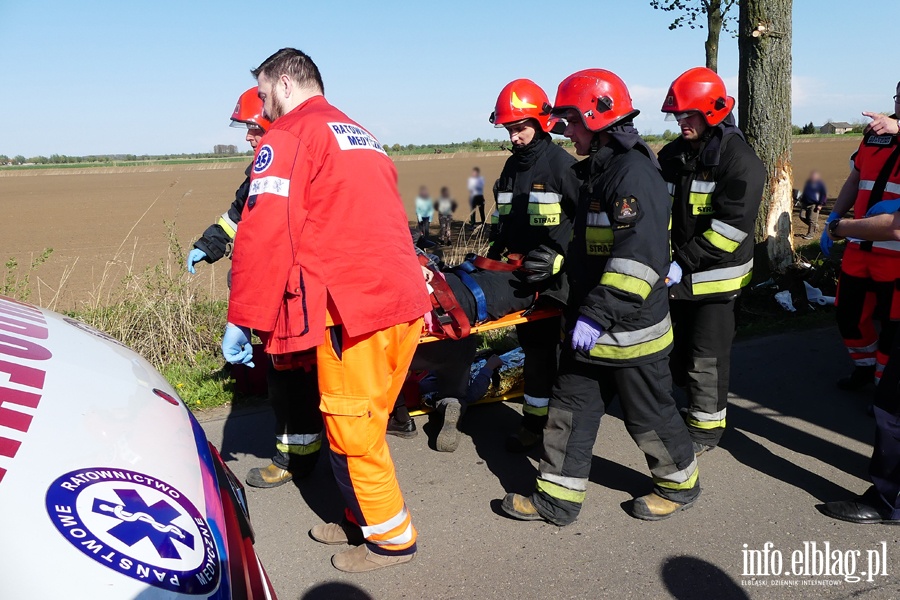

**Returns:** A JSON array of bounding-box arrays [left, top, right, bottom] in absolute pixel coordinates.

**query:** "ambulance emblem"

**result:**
[[253, 144, 274, 173], [46, 468, 221, 595]]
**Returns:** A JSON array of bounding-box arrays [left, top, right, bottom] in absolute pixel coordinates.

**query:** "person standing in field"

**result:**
[[468, 166, 486, 227], [221, 48, 430, 573], [821, 82, 900, 391], [487, 78, 581, 452], [799, 170, 828, 239], [657, 67, 765, 456], [414, 185, 434, 241], [435, 186, 457, 245], [187, 87, 323, 489]]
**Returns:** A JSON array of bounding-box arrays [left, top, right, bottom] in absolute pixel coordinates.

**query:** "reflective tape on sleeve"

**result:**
[[216, 214, 238, 239]]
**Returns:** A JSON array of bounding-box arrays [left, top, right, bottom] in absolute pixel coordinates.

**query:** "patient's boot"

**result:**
[[436, 398, 462, 453]]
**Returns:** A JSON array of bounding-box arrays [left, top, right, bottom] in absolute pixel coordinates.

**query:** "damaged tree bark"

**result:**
[[738, 0, 793, 274]]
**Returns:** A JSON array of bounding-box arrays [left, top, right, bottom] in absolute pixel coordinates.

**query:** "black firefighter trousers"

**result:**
[[531, 351, 700, 525], [267, 362, 324, 472], [670, 298, 736, 447], [516, 316, 561, 428]]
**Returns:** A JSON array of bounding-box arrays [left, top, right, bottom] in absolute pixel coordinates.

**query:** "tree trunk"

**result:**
[[705, 0, 723, 72], [738, 0, 793, 275]]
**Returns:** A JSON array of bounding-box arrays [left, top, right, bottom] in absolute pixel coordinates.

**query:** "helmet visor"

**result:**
[[664, 111, 697, 122], [230, 119, 264, 131]]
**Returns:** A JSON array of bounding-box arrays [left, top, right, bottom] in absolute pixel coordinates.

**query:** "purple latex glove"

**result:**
[[571, 316, 603, 352]]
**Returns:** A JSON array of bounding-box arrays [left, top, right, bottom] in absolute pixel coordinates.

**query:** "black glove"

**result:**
[[522, 245, 564, 284]]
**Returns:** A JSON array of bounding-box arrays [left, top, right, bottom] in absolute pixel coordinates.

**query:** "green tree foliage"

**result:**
[[649, 0, 738, 72]]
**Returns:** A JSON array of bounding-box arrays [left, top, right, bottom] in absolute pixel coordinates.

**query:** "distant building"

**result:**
[[820, 121, 853, 135]]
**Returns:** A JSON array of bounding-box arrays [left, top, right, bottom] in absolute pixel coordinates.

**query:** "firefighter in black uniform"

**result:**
[[187, 87, 323, 488], [502, 69, 700, 523], [488, 78, 581, 452], [658, 68, 765, 454]]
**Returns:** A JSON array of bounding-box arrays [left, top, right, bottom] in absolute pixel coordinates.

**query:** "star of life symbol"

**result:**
[[92, 488, 195, 559], [46, 468, 221, 595], [254, 144, 274, 173]]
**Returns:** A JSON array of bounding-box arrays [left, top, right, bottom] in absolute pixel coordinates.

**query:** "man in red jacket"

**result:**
[[221, 48, 430, 573]]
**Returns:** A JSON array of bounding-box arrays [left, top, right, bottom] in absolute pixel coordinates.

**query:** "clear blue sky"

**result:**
[[0, 0, 894, 157]]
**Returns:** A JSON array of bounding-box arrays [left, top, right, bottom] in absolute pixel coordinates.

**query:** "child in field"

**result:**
[[415, 185, 434, 241], [434, 186, 457, 245]]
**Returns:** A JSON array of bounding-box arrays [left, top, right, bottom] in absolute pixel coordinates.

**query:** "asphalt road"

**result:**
[[199, 327, 900, 600]]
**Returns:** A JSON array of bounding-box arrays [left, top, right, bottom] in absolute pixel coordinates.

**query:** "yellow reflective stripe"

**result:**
[[530, 214, 560, 226], [217, 216, 237, 239], [691, 270, 752, 295], [655, 466, 700, 490], [499, 205, 513, 215], [687, 417, 727, 430], [552, 254, 563, 274], [586, 227, 614, 243], [527, 202, 562, 215], [600, 272, 652, 299], [536, 479, 586, 504], [688, 192, 712, 205], [275, 439, 323, 455], [702, 229, 740, 253], [589, 323, 674, 360], [523, 404, 549, 416], [586, 227, 614, 255]]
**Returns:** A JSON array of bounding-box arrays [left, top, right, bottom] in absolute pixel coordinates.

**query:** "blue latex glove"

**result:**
[[666, 261, 682, 287], [222, 323, 254, 367], [187, 248, 207, 274], [571, 316, 603, 352], [820, 212, 841, 257], [866, 199, 900, 217]]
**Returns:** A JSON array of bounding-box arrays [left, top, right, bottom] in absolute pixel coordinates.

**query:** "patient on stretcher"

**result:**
[[417, 243, 567, 338]]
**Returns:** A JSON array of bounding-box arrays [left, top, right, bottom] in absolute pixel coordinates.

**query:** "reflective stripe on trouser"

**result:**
[[835, 259, 900, 378], [670, 298, 736, 446], [316, 318, 423, 555], [266, 361, 323, 471], [516, 316, 561, 421], [531, 352, 699, 525], [870, 332, 900, 519]]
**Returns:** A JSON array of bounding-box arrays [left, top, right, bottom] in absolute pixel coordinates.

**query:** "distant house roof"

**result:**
[[825, 121, 853, 128]]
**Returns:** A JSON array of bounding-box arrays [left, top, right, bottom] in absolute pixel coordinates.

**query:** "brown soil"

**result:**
[[0, 137, 862, 307]]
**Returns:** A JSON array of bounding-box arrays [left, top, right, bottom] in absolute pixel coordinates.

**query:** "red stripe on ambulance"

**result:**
[[0, 296, 51, 484]]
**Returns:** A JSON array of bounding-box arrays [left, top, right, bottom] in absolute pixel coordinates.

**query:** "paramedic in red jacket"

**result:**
[[221, 48, 430, 573]]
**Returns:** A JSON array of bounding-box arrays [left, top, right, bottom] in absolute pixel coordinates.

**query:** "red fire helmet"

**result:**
[[661, 67, 735, 126], [489, 79, 556, 133], [230, 87, 271, 131], [551, 69, 639, 132]]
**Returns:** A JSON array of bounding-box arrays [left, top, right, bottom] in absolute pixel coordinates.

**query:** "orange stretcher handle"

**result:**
[[419, 307, 561, 344]]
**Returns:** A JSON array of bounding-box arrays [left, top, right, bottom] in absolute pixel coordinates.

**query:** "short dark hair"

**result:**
[[252, 48, 324, 94], [472, 167, 480, 174]]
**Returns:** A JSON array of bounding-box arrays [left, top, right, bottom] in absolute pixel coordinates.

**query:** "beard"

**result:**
[[266, 95, 286, 121]]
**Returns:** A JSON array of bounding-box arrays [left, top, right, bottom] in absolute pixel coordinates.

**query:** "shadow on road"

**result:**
[[457, 401, 539, 494], [299, 581, 374, 600], [660, 555, 749, 600], [218, 405, 272, 464]]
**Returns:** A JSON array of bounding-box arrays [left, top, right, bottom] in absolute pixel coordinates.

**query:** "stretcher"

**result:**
[[418, 306, 561, 344], [409, 306, 561, 416]]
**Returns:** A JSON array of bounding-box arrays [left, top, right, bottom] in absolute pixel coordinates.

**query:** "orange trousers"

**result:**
[[316, 318, 422, 555]]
